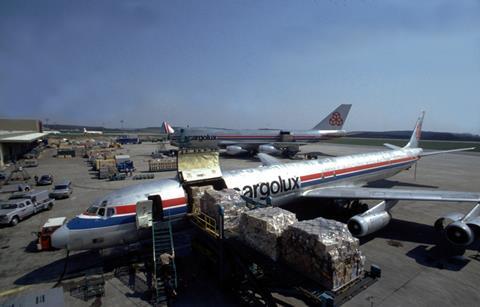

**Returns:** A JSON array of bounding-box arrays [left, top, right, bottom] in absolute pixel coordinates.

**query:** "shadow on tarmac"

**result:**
[[366, 178, 438, 189]]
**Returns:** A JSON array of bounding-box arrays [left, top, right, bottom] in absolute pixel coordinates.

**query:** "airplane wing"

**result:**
[[219, 141, 309, 146], [257, 153, 281, 166], [302, 187, 480, 203]]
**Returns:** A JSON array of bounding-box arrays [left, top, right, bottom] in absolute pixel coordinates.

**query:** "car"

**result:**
[[36, 175, 53, 186], [50, 180, 73, 199]]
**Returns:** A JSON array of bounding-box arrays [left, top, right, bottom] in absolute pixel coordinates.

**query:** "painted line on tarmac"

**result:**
[[0, 285, 30, 298]]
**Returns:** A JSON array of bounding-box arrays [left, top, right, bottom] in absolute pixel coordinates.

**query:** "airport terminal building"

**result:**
[[0, 118, 49, 168]]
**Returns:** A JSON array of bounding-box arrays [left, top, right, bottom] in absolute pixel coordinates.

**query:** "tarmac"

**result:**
[[0, 141, 479, 306]]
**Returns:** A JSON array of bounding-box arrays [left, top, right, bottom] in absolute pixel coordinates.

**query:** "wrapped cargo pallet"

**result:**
[[280, 217, 365, 291], [239, 207, 297, 261], [200, 189, 249, 232], [99, 165, 117, 179], [148, 158, 177, 172], [96, 159, 116, 171], [188, 185, 214, 214]]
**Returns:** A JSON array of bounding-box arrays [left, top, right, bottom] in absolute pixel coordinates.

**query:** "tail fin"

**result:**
[[83, 128, 87, 133], [404, 111, 425, 148], [162, 121, 175, 134], [312, 104, 352, 130]]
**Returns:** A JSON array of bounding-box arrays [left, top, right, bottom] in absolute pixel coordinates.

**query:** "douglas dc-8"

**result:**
[[52, 111, 480, 251], [164, 104, 351, 157]]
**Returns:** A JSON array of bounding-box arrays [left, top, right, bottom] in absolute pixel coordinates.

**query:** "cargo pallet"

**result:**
[[190, 211, 380, 307]]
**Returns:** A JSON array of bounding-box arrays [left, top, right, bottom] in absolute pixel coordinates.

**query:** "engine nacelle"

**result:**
[[444, 221, 475, 246], [258, 144, 281, 155], [348, 211, 391, 237], [434, 204, 480, 247], [225, 145, 247, 155]]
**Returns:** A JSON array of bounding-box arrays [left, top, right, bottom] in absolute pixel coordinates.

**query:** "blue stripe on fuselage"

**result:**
[[67, 206, 188, 230]]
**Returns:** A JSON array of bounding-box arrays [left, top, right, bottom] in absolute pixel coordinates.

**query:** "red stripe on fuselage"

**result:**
[[163, 197, 187, 208], [115, 204, 136, 215], [110, 197, 187, 215], [300, 156, 417, 182]]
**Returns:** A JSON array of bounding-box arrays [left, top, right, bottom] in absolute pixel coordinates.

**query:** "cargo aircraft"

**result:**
[[52, 111, 480, 251], [83, 128, 103, 135], [163, 104, 352, 157]]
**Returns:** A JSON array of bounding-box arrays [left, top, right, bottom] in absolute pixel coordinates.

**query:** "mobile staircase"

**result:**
[[152, 220, 177, 305]]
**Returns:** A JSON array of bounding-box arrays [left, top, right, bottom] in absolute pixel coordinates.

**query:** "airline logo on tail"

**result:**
[[162, 121, 175, 134], [328, 112, 344, 126], [415, 121, 422, 141]]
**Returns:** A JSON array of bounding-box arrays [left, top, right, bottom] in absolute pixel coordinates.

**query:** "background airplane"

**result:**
[[163, 104, 352, 157], [52, 111, 480, 251], [83, 128, 103, 135]]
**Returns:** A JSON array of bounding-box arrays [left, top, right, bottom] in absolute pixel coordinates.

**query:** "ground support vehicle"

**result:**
[[36, 217, 67, 250]]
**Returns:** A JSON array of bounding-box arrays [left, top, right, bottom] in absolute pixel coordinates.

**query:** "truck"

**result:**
[[1, 191, 55, 226], [115, 155, 135, 173]]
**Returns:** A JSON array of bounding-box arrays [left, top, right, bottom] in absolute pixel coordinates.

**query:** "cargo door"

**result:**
[[177, 149, 223, 184], [136, 200, 153, 229]]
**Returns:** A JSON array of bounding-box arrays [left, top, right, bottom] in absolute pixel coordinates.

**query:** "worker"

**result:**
[[34, 175, 38, 183], [159, 251, 176, 297]]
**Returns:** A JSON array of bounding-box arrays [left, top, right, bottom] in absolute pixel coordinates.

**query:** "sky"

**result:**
[[0, 0, 479, 134]]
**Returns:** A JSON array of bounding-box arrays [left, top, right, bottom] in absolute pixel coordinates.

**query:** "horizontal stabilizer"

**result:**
[[420, 147, 475, 157], [384, 143, 401, 150], [257, 153, 281, 166]]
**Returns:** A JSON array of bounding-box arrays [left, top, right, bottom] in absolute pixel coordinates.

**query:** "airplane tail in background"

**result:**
[[83, 128, 87, 133], [162, 121, 175, 134], [312, 104, 352, 130], [404, 111, 425, 149]]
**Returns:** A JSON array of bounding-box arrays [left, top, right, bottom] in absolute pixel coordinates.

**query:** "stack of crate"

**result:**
[[280, 217, 365, 291], [148, 158, 177, 172], [239, 207, 297, 261], [200, 189, 249, 232], [97, 159, 117, 179]]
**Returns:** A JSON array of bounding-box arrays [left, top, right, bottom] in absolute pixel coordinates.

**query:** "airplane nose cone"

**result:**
[[51, 224, 69, 249]]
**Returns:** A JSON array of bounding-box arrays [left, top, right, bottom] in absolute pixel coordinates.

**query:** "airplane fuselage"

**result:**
[[170, 128, 347, 149], [52, 147, 421, 250]]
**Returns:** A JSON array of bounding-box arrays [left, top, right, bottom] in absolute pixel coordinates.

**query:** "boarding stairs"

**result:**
[[152, 220, 177, 305]]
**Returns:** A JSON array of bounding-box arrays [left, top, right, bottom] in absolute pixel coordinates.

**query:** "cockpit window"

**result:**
[[107, 208, 114, 217], [85, 206, 99, 215], [97, 208, 105, 216]]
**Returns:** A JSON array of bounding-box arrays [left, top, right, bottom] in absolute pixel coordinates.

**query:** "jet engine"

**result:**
[[434, 203, 480, 246], [347, 200, 398, 237], [258, 144, 281, 155], [348, 210, 391, 237], [226, 145, 247, 155]]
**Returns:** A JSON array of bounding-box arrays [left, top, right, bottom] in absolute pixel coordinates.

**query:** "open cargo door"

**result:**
[[136, 200, 153, 229], [177, 149, 222, 184]]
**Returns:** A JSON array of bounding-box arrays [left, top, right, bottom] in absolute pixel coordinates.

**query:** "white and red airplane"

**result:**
[[52, 111, 480, 251], [83, 128, 103, 135], [164, 104, 352, 157]]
